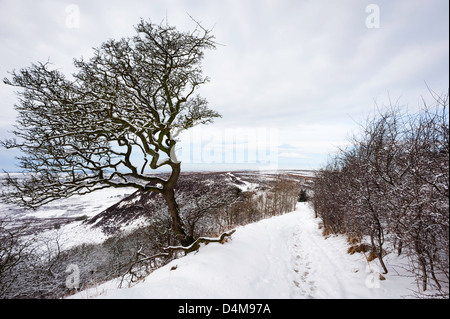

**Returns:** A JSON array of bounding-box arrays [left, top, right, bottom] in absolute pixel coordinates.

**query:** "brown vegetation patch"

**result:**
[[347, 243, 371, 255]]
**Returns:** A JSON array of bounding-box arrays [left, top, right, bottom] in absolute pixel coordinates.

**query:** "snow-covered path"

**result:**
[[288, 205, 379, 298], [73, 203, 413, 299]]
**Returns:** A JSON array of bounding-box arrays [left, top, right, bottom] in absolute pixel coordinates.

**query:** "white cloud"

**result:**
[[0, 0, 448, 171]]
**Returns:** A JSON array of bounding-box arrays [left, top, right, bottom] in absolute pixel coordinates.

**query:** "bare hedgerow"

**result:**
[[0, 217, 33, 298], [312, 89, 449, 297]]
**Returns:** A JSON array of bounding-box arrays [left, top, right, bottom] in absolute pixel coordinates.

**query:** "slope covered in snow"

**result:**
[[71, 203, 416, 299]]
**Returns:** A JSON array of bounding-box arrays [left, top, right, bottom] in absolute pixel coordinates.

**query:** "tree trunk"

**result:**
[[376, 229, 388, 274], [377, 250, 388, 275], [397, 239, 403, 256], [162, 162, 195, 247], [162, 188, 194, 247]]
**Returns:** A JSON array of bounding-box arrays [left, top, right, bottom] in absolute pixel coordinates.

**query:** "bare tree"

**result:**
[[1, 19, 220, 246]]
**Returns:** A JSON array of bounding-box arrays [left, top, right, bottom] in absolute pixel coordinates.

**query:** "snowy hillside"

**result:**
[[70, 203, 417, 299]]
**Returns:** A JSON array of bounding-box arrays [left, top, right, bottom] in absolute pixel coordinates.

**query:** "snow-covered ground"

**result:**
[[70, 203, 416, 299]]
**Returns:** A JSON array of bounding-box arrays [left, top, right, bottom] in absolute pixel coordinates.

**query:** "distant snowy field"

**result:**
[[0, 173, 137, 248], [70, 203, 417, 299], [0, 173, 135, 220]]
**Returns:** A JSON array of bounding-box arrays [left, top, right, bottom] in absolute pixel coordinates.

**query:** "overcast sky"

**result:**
[[0, 0, 448, 172]]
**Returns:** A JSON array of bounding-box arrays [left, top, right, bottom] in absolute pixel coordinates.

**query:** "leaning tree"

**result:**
[[1, 19, 221, 247]]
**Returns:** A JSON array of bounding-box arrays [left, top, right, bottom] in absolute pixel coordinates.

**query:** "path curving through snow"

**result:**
[[72, 203, 414, 299]]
